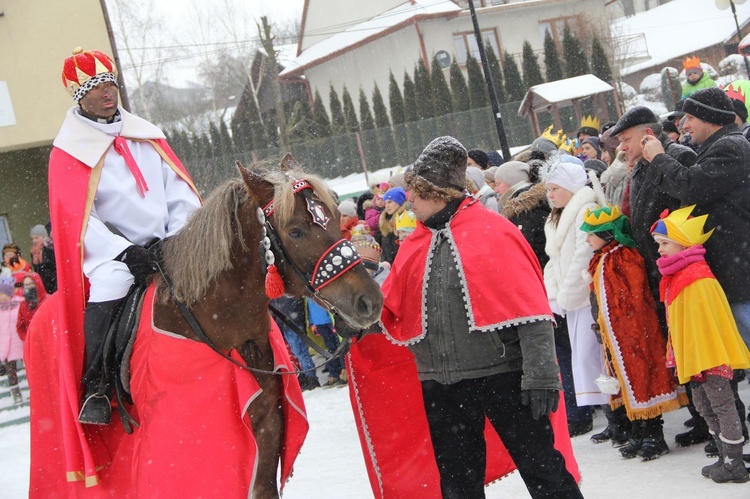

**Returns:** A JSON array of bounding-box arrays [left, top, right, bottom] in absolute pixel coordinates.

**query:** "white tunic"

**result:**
[[54, 108, 201, 302]]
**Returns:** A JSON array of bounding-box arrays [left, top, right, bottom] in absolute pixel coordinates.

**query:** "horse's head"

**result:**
[[238, 155, 383, 329]]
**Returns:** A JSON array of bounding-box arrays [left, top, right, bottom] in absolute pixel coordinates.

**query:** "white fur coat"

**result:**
[[543, 186, 598, 313]]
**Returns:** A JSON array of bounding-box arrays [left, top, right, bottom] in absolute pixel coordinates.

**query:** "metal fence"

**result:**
[[189, 101, 535, 194]]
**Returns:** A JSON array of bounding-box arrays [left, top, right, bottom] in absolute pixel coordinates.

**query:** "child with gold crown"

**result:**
[[581, 205, 685, 461], [651, 205, 750, 483]]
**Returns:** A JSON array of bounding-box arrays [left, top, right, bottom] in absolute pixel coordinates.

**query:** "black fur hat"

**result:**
[[683, 87, 735, 126], [405, 136, 467, 201], [609, 106, 658, 137]]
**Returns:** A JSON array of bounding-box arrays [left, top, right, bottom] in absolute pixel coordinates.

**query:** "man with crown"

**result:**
[[47, 47, 201, 434], [651, 205, 750, 483], [681, 56, 717, 99]]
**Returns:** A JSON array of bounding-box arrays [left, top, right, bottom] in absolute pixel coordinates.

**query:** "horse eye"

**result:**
[[288, 227, 304, 239]]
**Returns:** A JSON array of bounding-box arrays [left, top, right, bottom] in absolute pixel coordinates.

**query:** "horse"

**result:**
[[26, 154, 383, 498]]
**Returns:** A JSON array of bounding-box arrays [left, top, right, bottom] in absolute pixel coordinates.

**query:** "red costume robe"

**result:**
[[347, 199, 580, 497], [588, 243, 686, 419]]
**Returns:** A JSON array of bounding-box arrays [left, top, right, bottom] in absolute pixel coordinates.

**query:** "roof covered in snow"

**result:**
[[614, 0, 750, 76], [518, 75, 614, 117], [279, 0, 461, 77]]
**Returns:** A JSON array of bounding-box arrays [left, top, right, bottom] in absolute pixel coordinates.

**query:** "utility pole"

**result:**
[[730, 0, 750, 78], [467, 0, 511, 160]]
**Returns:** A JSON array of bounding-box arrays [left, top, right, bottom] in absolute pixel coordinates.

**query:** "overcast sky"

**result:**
[[107, 0, 305, 87]]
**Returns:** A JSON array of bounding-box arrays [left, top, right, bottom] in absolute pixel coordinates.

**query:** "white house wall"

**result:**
[[304, 0, 608, 118], [300, 0, 406, 52]]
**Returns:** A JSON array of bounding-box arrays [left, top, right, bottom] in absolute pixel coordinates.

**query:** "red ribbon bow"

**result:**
[[113, 136, 149, 197]]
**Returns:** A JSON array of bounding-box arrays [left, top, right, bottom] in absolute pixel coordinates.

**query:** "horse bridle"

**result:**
[[161, 178, 365, 377], [259, 179, 362, 314]]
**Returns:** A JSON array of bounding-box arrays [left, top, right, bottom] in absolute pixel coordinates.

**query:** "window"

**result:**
[[0, 216, 11, 248], [539, 15, 581, 50], [453, 29, 501, 65]]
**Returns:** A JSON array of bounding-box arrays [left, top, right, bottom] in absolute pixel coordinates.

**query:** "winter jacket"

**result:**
[[650, 124, 750, 304], [629, 133, 695, 299], [544, 186, 597, 313], [476, 185, 499, 212], [306, 298, 332, 326], [16, 272, 49, 342], [600, 153, 629, 207], [681, 72, 717, 99], [375, 211, 399, 264], [0, 297, 23, 362], [502, 182, 550, 268]]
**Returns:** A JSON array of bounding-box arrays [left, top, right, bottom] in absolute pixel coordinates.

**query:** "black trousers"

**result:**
[[421, 372, 582, 499]]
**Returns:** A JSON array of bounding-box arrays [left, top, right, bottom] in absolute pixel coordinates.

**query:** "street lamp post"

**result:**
[[467, 0, 511, 160], [717, 0, 750, 79]]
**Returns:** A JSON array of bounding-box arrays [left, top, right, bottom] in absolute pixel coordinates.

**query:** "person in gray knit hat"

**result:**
[[382, 136, 582, 498]]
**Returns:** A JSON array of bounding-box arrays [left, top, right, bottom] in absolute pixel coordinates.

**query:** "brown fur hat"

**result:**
[[405, 136, 467, 202]]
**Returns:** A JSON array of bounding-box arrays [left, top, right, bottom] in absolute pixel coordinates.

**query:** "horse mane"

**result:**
[[157, 168, 337, 305]]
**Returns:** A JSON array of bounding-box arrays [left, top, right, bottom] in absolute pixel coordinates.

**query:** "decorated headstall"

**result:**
[[258, 179, 361, 300]]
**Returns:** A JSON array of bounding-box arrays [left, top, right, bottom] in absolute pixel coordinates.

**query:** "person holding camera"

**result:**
[[2, 244, 31, 295]]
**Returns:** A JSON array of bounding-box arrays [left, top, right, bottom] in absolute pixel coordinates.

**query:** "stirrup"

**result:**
[[78, 393, 112, 425]]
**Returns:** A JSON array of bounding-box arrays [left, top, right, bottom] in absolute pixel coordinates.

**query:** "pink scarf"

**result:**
[[657, 245, 706, 276]]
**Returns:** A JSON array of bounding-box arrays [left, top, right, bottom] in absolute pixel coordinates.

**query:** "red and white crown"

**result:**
[[62, 47, 117, 102]]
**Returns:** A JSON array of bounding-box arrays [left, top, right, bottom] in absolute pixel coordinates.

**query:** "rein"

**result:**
[[156, 262, 352, 377], [155, 179, 364, 377]]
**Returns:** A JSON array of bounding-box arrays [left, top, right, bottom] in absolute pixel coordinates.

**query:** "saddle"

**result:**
[[101, 282, 148, 434]]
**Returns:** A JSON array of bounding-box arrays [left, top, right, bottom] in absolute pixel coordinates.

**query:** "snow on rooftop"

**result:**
[[279, 0, 461, 77], [518, 75, 613, 116], [614, 0, 750, 76]]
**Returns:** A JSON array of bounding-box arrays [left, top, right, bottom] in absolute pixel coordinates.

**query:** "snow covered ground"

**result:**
[[2, 367, 749, 498]]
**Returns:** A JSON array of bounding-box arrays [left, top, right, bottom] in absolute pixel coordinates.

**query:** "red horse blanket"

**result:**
[[27, 286, 308, 497]]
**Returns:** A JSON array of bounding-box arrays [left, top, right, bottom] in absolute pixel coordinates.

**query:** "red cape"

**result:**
[[43, 139, 198, 487], [380, 199, 553, 344], [28, 285, 308, 497], [346, 334, 580, 497]]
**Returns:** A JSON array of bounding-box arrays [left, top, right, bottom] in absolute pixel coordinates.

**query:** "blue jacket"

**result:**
[[306, 298, 332, 326]]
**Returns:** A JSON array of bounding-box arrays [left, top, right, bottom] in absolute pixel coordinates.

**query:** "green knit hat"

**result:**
[[580, 205, 636, 247]]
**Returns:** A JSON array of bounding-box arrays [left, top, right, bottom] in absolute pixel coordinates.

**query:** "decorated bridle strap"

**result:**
[[262, 179, 313, 218], [311, 240, 361, 291]]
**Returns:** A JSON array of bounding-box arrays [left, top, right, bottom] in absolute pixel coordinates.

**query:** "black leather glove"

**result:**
[[116, 245, 158, 286], [521, 389, 560, 420]]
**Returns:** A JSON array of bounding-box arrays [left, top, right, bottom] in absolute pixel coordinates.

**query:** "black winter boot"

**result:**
[[619, 420, 643, 459], [702, 433, 723, 478], [638, 416, 669, 461], [591, 405, 630, 446], [78, 299, 125, 425]]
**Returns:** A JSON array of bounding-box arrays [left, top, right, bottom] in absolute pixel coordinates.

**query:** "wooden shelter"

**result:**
[[518, 74, 621, 137]]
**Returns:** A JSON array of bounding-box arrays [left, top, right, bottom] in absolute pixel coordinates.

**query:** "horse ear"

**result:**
[[279, 153, 302, 172], [237, 161, 274, 207]]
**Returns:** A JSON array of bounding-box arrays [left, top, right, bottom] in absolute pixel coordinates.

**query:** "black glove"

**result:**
[[116, 245, 158, 286], [521, 389, 559, 420]]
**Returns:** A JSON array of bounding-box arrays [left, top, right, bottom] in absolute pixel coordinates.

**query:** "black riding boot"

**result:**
[[79, 298, 125, 425], [591, 405, 631, 446]]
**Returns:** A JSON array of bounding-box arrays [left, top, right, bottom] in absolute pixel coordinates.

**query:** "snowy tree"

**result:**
[[431, 55, 453, 116], [661, 67, 682, 111], [342, 86, 359, 133], [312, 90, 331, 139], [403, 71, 421, 156], [467, 55, 488, 109], [544, 29, 564, 82], [257, 16, 289, 152], [562, 25, 589, 78], [329, 85, 346, 136], [372, 83, 398, 167], [449, 60, 471, 112], [591, 37, 613, 83], [359, 88, 382, 168], [503, 51, 525, 102], [414, 58, 435, 119], [388, 71, 410, 163], [485, 44, 506, 103], [522, 41, 544, 89]]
